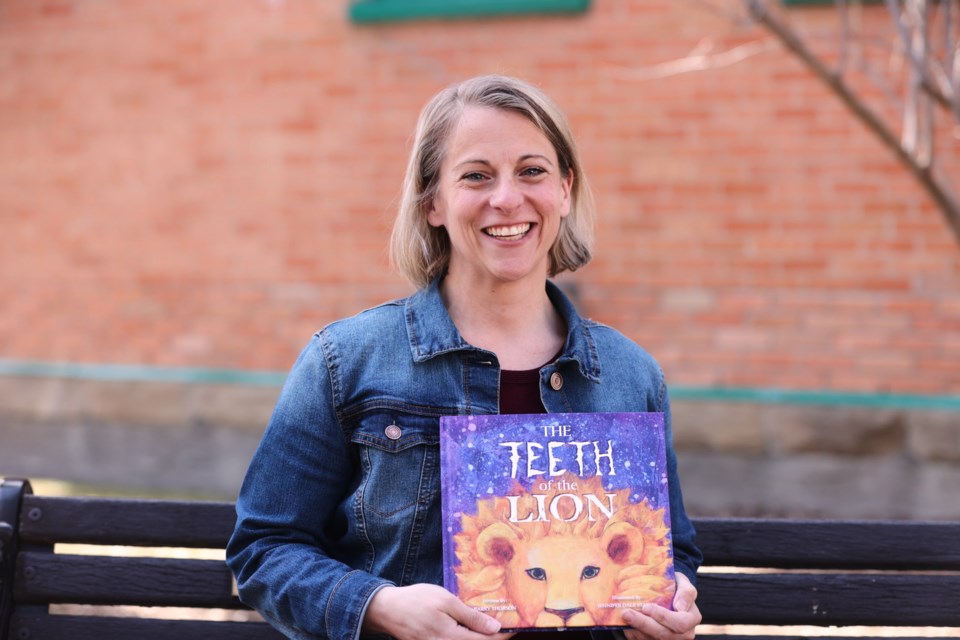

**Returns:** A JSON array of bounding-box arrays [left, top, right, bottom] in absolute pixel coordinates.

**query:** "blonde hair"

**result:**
[[390, 75, 595, 289]]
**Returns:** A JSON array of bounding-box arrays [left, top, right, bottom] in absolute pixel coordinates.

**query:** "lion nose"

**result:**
[[544, 606, 585, 624]]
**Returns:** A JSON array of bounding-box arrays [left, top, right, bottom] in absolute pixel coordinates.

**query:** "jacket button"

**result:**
[[384, 424, 402, 440], [549, 372, 563, 391]]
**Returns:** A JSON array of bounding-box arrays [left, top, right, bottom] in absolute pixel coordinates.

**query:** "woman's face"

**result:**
[[427, 105, 572, 290]]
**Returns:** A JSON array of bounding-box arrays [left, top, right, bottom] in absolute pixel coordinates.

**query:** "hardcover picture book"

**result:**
[[439, 412, 675, 632]]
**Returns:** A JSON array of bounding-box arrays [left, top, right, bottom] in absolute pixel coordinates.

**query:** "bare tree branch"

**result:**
[[611, 37, 778, 81], [885, 0, 956, 111], [944, 0, 960, 125], [900, 0, 933, 166], [745, 0, 960, 245]]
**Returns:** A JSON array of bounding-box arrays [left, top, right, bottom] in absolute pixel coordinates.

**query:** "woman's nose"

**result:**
[[489, 178, 523, 212]]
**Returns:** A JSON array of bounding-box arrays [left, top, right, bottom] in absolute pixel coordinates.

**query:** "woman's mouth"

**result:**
[[483, 223, 531, 241]]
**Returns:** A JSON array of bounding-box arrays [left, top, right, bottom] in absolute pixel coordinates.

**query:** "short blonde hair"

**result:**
[[390, 75, 595, 289]]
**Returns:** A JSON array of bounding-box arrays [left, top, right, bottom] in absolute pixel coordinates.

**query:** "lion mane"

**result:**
[[453, 472, 675, 628]]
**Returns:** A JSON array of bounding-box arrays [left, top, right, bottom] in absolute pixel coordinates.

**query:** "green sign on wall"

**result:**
[[350, 0, 591, 23]]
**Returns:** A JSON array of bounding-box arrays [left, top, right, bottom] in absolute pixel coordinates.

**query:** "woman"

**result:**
[[227, 75, 702, 640]]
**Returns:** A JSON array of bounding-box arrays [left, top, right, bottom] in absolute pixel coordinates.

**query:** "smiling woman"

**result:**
[[425, 106, 573, 309], [226, 75, 702, 640], [390, 75, 594, 292]]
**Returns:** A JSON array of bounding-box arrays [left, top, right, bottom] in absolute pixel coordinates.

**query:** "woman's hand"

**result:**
[[362, 583, 514, 640], [621, 572, 701, 640]]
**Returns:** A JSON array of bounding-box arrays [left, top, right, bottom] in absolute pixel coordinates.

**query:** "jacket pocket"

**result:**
[[350, 411, 441, 518]]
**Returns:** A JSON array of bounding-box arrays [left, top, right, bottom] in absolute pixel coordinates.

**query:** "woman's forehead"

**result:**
[[443, 105, 557, 164]]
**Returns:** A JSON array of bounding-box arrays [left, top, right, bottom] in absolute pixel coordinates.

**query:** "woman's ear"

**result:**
[[560, 171, 573, 218], [426, 197, 444, 228]]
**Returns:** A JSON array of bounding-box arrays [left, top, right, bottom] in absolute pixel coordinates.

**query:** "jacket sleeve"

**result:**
[[226, 336, 391, 640], [659, 382, 703, 586]]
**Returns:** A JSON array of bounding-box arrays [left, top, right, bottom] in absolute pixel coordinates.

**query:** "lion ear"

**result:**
[[476, 522, 520, 566], [601, 521, 645, 565]]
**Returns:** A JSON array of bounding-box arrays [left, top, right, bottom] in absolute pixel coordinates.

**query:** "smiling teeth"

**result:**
[[485, 223, 531, 238]]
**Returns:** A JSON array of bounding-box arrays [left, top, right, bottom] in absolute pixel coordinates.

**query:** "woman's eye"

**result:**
[[462, 172, 486, 182], [581, 565, 600, 580], [525, 567, 547, 581], [521, 167, 546, 177]]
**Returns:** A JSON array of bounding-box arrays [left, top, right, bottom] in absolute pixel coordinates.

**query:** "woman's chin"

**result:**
[[485, 263, 550, 286]]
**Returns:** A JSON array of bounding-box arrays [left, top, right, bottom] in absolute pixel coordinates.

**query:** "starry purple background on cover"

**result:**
[[439, 412, 671, 595]]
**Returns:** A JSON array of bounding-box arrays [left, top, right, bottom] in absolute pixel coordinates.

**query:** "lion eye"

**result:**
[[581, 565, 600, 580], [525, 567, 547, 581]]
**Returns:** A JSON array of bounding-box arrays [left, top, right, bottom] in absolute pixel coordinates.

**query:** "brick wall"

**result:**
[[1, 0, 958, 393]]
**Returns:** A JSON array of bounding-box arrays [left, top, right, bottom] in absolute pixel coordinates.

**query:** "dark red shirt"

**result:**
[[499, 366, 547, 414]]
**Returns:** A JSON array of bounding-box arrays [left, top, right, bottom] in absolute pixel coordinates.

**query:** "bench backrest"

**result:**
[[2, 478, 959, 640], [1, 479, 283, 640]]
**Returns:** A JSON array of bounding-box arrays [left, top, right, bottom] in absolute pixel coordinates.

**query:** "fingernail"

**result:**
[[485, 619, 501, 634]]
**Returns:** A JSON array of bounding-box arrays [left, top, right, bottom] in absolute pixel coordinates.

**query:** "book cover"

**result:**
[[439, 412, 675, 631]]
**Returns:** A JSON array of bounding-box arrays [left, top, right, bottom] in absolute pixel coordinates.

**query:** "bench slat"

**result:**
[[11, 610, 286, 640], [15, 552, 960, 626], [14, 553, 244, 609], [695, 518, 960, 570], [18, 495, 235, 548], [19, 495, 960, 571], [20, 496, 960, 572], [697, 572, 960, 626]]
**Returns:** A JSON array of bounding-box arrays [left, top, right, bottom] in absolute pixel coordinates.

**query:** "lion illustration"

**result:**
[[453, 473, 675, 628]]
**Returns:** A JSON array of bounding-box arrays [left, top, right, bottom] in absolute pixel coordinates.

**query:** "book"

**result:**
[[439, 412, 676, 632]]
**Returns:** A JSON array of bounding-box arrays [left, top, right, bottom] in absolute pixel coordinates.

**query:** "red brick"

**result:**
[[0, 0, 957, 393]]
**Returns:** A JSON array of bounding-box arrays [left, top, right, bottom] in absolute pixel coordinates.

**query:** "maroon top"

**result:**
[[499, 366, 547, 415]]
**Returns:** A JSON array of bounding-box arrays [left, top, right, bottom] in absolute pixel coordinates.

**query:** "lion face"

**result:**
[[454, 473, 676, 629], [499, 530, 636, 626]]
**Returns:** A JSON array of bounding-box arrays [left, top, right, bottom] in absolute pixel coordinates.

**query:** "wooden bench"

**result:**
[[2, 477, 959, 640]]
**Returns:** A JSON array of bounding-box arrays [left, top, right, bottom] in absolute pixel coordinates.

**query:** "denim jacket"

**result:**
[[227, 279, 702, 640]]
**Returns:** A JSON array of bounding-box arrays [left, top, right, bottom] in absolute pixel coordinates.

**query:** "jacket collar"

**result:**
[[404, 277, 601, 382]]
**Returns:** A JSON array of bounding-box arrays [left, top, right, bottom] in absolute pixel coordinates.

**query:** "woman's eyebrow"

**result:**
[[453, 158, 492, 170], [519, 153, 554, 166]]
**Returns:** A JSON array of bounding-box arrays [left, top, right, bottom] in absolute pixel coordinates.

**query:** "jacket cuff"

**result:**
[[674, 562, 698, 588], [325, 570, 393, 640]]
